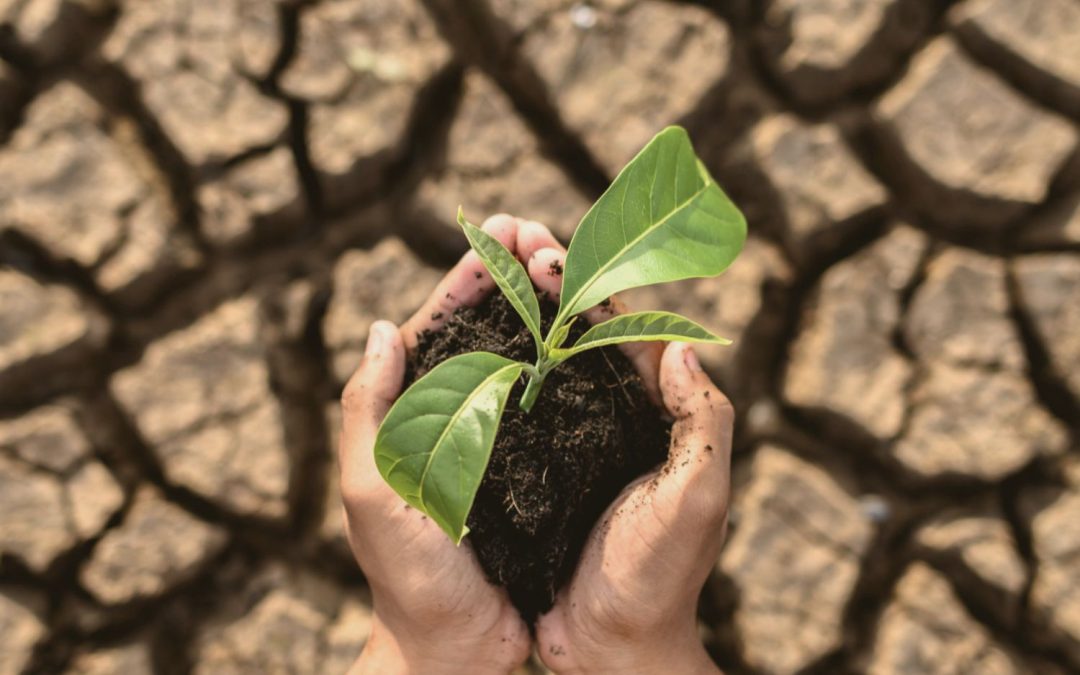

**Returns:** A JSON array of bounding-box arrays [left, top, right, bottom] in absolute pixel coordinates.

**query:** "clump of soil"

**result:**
[[405, 292, 671, 623]]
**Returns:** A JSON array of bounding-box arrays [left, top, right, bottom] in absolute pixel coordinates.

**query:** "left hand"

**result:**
[[339, 215, 532, 675]]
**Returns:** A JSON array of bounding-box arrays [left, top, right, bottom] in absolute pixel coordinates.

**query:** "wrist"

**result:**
[[565, 638, 717, 675], [546, 614, 719, 675], [352, 612, 521, 675]]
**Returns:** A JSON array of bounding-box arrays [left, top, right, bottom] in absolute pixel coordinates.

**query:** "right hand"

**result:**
[[516, 221, 733, 675]]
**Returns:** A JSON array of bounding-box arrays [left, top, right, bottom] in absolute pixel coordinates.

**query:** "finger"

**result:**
[[526, 246, 566, 302], [528, 247, 664, 399], [400, 214, 519, 350], [516, 219, 564, 264], [655, 342, 733, 520], [339, 320, 406, 500]]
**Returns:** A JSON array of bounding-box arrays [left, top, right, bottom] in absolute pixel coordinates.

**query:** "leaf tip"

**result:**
[[701, 326, 733, 346], [456, 205, 469, 228], [660, 124, 689, 141]]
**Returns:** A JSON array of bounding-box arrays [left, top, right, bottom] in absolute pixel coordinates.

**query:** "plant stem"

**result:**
[[519, 371, 545, 412], [521, 320, 569, 412]]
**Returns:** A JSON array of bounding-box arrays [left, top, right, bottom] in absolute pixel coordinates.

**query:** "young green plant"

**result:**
[[373, 126, 747, 543]]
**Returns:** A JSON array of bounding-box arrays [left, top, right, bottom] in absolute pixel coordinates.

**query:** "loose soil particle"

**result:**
[[405, 293, 671, 622]]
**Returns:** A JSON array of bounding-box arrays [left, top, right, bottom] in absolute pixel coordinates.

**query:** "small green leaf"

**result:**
[[549, 317, 578, 350], [567, 311, 730, 355], [558, 127, 746, 322], [374, 352, 524, 544], [458, 207, 544, 355]]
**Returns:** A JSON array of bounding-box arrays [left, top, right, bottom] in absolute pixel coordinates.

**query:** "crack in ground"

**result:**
[[1005, 262, 1080, 439], [1, 0, 1078, 670], [998, 460, 1077, 670], [952, 17, 1080, 123], [71, 61, 210, 257], [257, 0, 323, 219], [724, 0, 964, 123], [419, 0, 611, 197]]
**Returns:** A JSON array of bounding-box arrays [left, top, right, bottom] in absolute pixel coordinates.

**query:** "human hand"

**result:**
[[339, 215, 531, 675], [519, 221, 732, 675]]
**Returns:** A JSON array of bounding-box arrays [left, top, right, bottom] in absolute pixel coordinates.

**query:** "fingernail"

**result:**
[[683, 344, 703, 372], [365, 322, 386, 357]]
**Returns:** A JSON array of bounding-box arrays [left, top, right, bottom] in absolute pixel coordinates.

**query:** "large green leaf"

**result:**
[[560, 311, 730, 357], [374, 352, 523, 544], [558, 126, 746, 322], [458, 208, 544, 354]]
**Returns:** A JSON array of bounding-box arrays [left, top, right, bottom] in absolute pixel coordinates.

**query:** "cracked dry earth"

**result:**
[[0, 0, 1079, 673]]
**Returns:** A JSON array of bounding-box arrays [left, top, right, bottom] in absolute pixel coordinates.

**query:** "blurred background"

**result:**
[[1, 0, 1078, 673]]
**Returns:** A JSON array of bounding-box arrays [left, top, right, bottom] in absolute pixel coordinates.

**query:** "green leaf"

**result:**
[[566, 311, 730, 355], [458, 207, 544, 355], [558, 126, 746, 322], [374, 352, 524, 544], [549, 317, 578, 350]]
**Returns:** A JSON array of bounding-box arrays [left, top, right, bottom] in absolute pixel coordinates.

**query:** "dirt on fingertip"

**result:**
[[404, 292, 671, 623]]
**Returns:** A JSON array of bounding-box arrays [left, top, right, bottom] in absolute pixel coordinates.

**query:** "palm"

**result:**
[[365, 493, 517, 634], [537, 465, 719, 651]]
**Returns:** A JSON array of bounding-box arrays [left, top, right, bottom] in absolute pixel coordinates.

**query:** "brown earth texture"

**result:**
[[1, 0, 1079, 673]]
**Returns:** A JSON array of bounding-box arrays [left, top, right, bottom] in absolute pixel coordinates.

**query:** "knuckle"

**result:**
[[701, 493, 731, 531], [670, 458, 731, 526], [704, 388, 735, 425], [481, 213, 517, 237], [521, 219, 554, 240], [340, 376, 369, 416], [460, 249, 481, 269], [689, 479, 730, 529], [338, 474, 368, 509], [482, 212, 515, 228], [340, 474, 381, 515]]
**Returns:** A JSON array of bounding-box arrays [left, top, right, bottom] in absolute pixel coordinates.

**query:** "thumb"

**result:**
[[655, 342, 733, 522], [339, 320, 406, 494]]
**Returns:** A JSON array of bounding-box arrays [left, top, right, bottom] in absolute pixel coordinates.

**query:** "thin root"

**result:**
[[601, 349, 635, 406], [508, 481, 523, 516]]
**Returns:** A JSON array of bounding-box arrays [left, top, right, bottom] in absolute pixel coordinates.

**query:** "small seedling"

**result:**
[[374, 127, 747, 543]]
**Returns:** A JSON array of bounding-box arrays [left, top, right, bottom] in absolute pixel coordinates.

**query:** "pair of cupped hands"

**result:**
[[340, 215, 733, 674]]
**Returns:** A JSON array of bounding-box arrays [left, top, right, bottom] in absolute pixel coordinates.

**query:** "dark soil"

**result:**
[[405, 292, 671, 623]]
